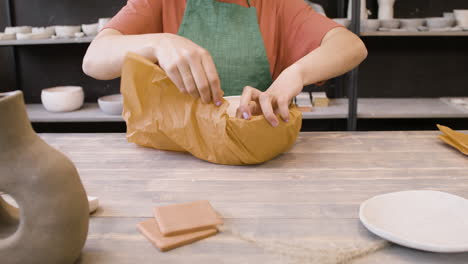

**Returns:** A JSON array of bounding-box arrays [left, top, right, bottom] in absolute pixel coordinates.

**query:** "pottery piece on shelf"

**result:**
[[454, 10, 468, 27], [82, 23, 99, 36], [98, 94, 123, 115], [444, 12, 455, 19], [332, 18, 351, 29], [377, 0, 396, 20], [74, 32, 85, 38], [0, 91, 89, 264], [4, 26, 32, 34], [98, 18, 112, 32], [41, 86, 84, 112], [360, 190, 468, 253], [426, 17, 455, 29], [0, 32, 16, 40], [347, 0, 367, 20], [55, 25, 82, 38], [361, 19, 380, 32], [380, 19, 400, 29], [400, 18, 425, 30], [16, 32, 52, 40], [32, 26, 56, 36]]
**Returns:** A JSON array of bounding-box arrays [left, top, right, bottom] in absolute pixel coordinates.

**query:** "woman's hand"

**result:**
[[155, 33, 223, 105], [236, 66, 304, 127]]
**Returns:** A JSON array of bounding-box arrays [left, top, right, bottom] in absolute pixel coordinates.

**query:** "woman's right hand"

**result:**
[[154, 33, 223, 105]]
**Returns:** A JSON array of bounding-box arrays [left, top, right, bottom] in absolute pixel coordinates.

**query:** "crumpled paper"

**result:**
[[437, 124, 468, 155], [121, 53, 302, 165]]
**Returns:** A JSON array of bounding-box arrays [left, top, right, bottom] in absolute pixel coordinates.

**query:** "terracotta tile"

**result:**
[[154, 200, 223, 236], [137, 218, 217, 252]]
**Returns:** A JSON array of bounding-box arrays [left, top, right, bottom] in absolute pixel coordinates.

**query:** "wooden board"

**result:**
[[36, 132, 468, 263]]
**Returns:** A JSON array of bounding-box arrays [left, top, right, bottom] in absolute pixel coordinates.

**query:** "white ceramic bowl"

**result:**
[[361, 19, 380, 32], [16, 32, 52, 40], [380, 19, 400, 29], [32, 26, 56, 36], [426, 17, 455, 29], [443, 12, 455, 19], [0, 33, 16, 40], [4, 26, 32, 34], [333, 18, 351, 29], [454, 10, 468, 27], [55, 26, 82, 38], [98, 18, 111, 32], [41, 86, 84, 112], [98, 94, 123, 115], [82, 23, 99, 36], [400, 19, 425, 29]]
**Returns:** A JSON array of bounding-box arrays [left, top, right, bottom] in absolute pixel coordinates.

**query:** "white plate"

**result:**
[[359, 190, 468, 253]]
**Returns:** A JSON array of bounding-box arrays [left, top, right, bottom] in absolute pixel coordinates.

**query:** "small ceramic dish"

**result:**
[[41, 86, 84, 112], [443, 12, 455, 19], [0, 33, 16, 40], [55, 26, 82, 38], [32, 26, 56, 36], [360, 190, 468, 253], [454, 10, 468, 27], [380, 19, 400, 29], [16, 32, 52, 40], [98, 94, 123, 115], [74, 32, 85, 38], [82, 23, 99, 36], [88, 196, 99, 214], [426, 17, 455, 29], [4, 26, 32, 34], [332, 18, 351, 29], [98, 18, 112, 32], [400, 18, 425, 29], [361, 19, 380, 32]]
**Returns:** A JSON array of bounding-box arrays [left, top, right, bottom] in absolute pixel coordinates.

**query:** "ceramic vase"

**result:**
[[348, 0, 368, 20], [0, 91, 89, 264], [378, 0, 396, 20]]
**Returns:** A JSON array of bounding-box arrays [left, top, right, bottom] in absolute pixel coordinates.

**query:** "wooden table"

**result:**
[[39, 131, 468, 264]]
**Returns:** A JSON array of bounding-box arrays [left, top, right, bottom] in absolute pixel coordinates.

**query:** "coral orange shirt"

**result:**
[[105, 0, 342, 80]]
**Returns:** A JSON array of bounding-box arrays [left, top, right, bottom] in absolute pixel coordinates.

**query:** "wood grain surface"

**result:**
[[38, 131, 468, 264]]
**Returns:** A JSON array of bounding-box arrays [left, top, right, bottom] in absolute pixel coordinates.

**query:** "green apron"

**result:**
[[178, 0, 273, 96]]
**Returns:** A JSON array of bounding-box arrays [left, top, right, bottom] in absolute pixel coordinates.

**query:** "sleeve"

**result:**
[[103, 0, 162, 35], [278, 0, 343, 70]]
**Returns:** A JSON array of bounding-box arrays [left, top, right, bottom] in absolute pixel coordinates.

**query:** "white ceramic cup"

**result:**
[[454, 10, 468, 27], [82, 23, 99, 36], [4, 26, 32, 34], [361, 19, 381, 32], [55, 26, 82, 38], [41, 86, 84, 112], [98, 18, 111, 32], [98, 94, 123, 115]]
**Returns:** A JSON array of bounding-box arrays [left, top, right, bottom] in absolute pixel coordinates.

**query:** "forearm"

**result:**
[[82, 29, 163, 80], [290, 27, 368, 87]]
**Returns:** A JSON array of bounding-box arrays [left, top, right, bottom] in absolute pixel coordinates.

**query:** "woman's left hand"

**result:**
[[236, 66, 304, 127]]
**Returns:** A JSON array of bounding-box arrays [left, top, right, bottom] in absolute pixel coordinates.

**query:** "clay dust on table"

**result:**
[[219, 226, 389, 264]]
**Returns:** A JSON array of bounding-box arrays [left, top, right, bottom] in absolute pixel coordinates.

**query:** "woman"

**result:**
[[83, 0, 367, 127]]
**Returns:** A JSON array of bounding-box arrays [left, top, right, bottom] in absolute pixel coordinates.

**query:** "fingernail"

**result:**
[[285, 119, 289, 123], [272, 121, 279, 127], [242, 112, 250, 120], [216, 101, 222, 106]]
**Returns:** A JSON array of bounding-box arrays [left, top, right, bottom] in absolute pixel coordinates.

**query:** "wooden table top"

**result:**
[[39, 131, 468, 264]]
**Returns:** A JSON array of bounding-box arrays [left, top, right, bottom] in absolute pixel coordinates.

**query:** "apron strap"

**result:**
[[246, 0, 251, 8]]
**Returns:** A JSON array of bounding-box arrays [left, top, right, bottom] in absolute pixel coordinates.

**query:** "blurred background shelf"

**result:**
[[0, 36, 94, 46], [302, 99, 348, 119], [358, 98, 468, 118], [26, 103, 122, 123], [361, 31, 468, 37]]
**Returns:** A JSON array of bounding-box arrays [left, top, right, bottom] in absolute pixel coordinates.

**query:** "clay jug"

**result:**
[[0, 91, 89, 264]]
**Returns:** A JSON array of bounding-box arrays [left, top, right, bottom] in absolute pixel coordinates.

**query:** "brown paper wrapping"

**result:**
[[121, 53, 302, 165], [437, 124, 468, 155]]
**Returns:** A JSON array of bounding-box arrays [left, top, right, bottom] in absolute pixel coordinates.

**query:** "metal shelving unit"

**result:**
[[0, 36, 94, 46], [361, 31, 468, 37]]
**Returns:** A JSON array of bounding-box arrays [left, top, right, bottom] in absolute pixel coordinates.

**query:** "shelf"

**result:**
[[358, 98, 468, 119], [301, 98, 349, 119], [360, 31, 468, 37], [27, 103, 123, 123], [0, 36, 94, 46]]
